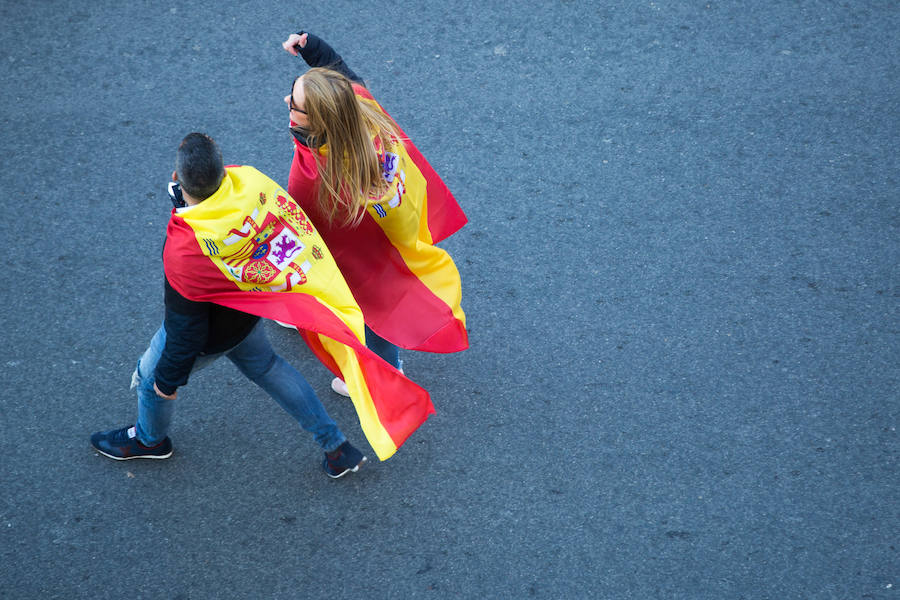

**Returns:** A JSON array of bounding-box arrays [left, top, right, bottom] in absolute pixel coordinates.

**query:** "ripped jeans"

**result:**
[[132, 320, 346, 452]]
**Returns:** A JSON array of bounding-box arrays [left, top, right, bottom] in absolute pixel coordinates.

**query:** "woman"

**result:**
[[281, 31, 468, 396]]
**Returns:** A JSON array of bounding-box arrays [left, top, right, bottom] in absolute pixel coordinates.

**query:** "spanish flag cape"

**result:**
[[163, 165, 433, 460], [288, 85, 468, 353]]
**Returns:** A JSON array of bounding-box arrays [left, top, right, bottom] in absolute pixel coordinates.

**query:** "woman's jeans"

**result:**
[[365, 326, 401, 370], [132, 321, 346, 452]]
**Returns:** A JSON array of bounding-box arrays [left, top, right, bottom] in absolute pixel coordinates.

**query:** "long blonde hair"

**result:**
[[299, 68, 402, 227]]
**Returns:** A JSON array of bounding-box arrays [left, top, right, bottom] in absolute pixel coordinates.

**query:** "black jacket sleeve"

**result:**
[[153, 277, 210, 395], [297, 31, 363, 84]]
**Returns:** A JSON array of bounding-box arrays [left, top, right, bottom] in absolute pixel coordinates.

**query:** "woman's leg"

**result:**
[[364, 326, 401, 370]]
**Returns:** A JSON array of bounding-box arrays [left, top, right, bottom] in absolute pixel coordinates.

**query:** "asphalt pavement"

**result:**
[[0, 1, 897, 598]]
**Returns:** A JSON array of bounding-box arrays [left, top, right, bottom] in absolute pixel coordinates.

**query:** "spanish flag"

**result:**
[[163, 165, 434, 460], [287, 85, 468, 353]]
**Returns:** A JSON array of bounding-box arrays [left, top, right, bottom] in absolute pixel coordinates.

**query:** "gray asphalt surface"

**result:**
[[1, 1, 897, 598]]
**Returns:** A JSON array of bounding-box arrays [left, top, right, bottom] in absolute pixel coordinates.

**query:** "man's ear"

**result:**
[[172, 170, 179, 182]]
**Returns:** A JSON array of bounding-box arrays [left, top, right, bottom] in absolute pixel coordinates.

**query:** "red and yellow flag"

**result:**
[[288, 85, 468, 353], [163, 165, 434, 460]]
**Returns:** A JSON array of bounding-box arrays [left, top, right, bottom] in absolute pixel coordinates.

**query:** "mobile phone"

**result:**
[[168, 181, 186, 208]]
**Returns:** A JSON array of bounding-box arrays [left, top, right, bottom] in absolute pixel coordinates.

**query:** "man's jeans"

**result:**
[[132, 321, 346, 452]]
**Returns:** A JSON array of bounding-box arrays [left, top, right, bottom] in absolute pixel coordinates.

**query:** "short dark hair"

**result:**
[[175, 133, 225, 200]]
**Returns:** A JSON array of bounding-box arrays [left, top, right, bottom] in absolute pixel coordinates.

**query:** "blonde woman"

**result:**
[[282, 31, 468, 396]]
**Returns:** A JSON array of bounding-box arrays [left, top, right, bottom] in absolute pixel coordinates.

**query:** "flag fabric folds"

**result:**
[[288, 85, 469, 353], [162, 165, 434, 460]]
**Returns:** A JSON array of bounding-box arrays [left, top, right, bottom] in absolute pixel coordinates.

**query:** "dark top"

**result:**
[[153, 245, 259, 396], [296, 31, 362, 84]]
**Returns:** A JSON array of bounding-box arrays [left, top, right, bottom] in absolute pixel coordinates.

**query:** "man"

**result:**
[[90, 133, 369, 478]]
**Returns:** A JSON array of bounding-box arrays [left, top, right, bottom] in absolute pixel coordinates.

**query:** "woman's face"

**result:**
[[285, 76, 309, 128]]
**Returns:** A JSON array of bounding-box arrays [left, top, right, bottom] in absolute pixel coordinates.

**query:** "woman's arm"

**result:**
[[283, 31, 363, 84]]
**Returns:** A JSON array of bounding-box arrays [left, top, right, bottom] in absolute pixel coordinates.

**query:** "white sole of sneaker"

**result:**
[[326, 456, 367, 479], [93, 448, 173, 461]]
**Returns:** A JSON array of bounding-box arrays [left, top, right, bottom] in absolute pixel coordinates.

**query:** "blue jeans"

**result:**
[[133, 321, 346, 452], [365, 326, 401, 370]]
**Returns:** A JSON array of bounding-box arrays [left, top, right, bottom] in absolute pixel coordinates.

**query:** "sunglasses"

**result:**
[[289, 78, 307, 115]]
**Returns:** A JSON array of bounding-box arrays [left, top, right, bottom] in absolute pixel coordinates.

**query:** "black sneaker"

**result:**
[[90, 426, 173, 460], [323, 441, 367, 478]]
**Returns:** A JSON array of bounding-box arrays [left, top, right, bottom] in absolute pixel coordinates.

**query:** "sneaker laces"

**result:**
[[107, 427, 134, 444], [109, 426, 147, 446]]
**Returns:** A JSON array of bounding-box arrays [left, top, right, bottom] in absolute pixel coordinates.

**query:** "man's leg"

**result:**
[[134, 325, 177, 446], [90, 325, 176, 460], [226, 321, 346, 453]]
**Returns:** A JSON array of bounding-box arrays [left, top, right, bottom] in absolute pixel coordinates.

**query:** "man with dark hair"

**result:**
[[174, 133, 226, 200], [90, 133, 369, 478]]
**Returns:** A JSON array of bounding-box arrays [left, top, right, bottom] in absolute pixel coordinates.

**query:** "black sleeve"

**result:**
[[153, 277, 210, 395], [296, 31, 363, 84]]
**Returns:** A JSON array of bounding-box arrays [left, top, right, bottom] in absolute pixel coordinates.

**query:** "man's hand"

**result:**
[[282, 33, 308, 56], [154, 382, 177, 401]]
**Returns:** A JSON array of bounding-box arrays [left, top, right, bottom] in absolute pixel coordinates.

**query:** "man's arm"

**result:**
[[153, 276, 210, 397], [283, 31, 363, 84]]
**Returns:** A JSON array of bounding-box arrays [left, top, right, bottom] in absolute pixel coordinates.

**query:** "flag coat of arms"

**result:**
[[163, 165, 434, 460], [288, 85, 469, 354]]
